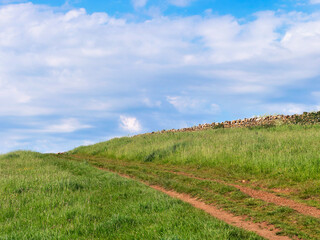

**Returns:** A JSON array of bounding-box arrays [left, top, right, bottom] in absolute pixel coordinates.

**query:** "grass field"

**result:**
[[71, 124, 320, 186], [3, 123, 320, 239], [0, 151, 262, 240], [67, 124, 320, 239]]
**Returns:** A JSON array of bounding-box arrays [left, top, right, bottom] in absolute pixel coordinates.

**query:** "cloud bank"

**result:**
[[1, 3, 320, 152]]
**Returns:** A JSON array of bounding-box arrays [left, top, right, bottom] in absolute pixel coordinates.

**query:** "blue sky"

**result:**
[[17, 0, 319, 17], [1, 0, 320, 153]]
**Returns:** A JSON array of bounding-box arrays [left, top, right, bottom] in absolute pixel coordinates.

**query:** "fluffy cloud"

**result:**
[[1, 3, 320, 152], [120, 115, 142, 133]]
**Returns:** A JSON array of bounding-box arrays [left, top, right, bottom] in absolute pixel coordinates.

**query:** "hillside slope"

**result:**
[[68, 123, 320, 239], [71, 124, 320, 184]]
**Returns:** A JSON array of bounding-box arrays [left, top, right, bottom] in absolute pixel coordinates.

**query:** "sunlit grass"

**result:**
[[71, 124, 320, 183], [61, 123, 320, 239], [0, 151, 262, 240]]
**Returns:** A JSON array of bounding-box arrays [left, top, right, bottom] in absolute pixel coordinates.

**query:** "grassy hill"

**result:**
[[67, 123, 320, 239], [70, 124, 320, 185], [3, 115, 320, 239], [0, 151, 262, 240]]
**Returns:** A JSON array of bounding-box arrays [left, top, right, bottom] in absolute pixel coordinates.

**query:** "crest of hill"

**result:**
[[144, 111, 320, 135], [69, 110, 320, 183]]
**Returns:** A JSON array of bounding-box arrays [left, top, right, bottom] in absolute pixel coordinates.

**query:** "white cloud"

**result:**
[[142, 97, 162, 107], [82, 140, 96, 146], [132, 0, 148, 8], [167, 96, 220, 114], [310, 0, 320, 4], [0, 4, 319, 118], [0, 134, 28, 153], [120, 115, 142, 133], [41, 119, 92, 133], [84, 99, 113, 111], [1, 3, 320, 152], [263, 103, 320, 115], [0, 85, 31, 103], [0, 83, 50, 116], [168, 0, 194, 7]]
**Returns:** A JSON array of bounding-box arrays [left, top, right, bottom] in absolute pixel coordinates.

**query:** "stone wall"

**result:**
[[143, 111, 320, 135]]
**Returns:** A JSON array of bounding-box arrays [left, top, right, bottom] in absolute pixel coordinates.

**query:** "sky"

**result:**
[[1, 0, 320, 153]]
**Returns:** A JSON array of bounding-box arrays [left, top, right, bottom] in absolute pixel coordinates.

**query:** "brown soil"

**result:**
[[233, 184, 320, 218], [172, 171, 320, 218], [97, 166, 291, 240]]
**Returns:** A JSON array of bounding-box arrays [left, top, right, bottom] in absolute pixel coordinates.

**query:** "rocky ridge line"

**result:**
[[145, 111, 320, 135]]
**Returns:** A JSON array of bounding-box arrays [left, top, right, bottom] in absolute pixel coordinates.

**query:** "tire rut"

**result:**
[[96, 166, 292, 240], [65, 154, 320, 218], [171, 171, 320, 218]]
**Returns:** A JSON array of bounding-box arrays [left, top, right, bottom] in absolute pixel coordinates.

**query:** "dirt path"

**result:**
[[66, 154, 320, 218], [151, 185, 291, 240], [96, 166, 292, 240], [172, 171, 320, 218]]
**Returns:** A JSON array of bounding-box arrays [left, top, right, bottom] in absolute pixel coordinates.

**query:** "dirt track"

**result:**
[[151, 185, 291, 240], [97, 166, 292, 240], [63, 154, 320, 239], [172, 171, 320, 218]]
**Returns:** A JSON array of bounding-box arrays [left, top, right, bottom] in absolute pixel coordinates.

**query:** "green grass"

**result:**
[[67, 124, 320, 239], [70, 124, 320, 185], [0, 151, 262, 240], [4, 122, 320, 239], [63, 155, 320, 239]]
